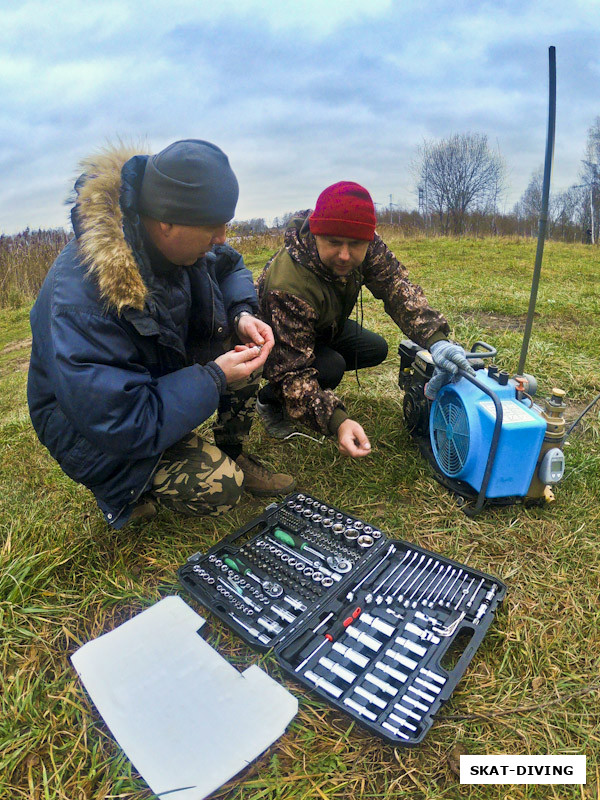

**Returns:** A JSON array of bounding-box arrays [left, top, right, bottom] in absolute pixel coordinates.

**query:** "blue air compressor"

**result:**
[[398, 341, 567, 516], [396, 47, 572, 515]]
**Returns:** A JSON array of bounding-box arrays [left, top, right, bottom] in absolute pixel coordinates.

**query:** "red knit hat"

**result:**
[[309, 181, 376, 241]]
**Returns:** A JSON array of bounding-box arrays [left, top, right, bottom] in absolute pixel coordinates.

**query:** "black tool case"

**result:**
[[178, 492, 506, 746]]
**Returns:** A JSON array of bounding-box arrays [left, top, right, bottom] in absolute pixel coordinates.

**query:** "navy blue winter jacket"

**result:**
[[27, 146, 257, 528]]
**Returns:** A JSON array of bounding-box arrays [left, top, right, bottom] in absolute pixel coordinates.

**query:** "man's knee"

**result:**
[[151, 437, 244, 516], [372, 335, 388, 365], [199, 455, 245, 513], [314, 347, 347, 390], [350, 332, 388, 369]]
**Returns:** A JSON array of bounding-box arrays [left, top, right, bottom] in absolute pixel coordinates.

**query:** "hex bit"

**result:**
[[319, 656, 356, 684], [364, 673, 398, 696], [414, 676, 441, 695], [393, 701, 422, 722], [304, 670, 342, 698], [331, 641, 370, 668], [344, 697, 377, 722], [395, 635, 427, 658], [354, 685, 387, 710], [403, 694, 429, 713], [420, 668, 446, 686], [382, 720, 410, 740], [388, 712, 418, 733], [375, 661, 408, 684], [384, 648, 418, 671], [360, 612, 395, 638]]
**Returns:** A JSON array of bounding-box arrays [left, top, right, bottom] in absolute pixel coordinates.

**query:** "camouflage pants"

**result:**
[[148, 367, 260, 517], [213, 370, 260, 451], [150, 432, 244, 516]]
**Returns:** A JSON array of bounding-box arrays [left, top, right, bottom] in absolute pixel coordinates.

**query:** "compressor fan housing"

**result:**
[[429, 372, 547, 498], [431, 393, 470, 476]]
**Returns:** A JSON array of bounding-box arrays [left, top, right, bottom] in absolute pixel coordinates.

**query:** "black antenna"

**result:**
[[518, 46, 556, 376]]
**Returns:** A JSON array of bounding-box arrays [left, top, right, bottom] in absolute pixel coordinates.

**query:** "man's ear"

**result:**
[[158, 221, 173, 238]]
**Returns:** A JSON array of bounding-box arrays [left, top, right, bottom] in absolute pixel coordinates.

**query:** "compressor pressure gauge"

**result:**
[[538, 448, 565, 484]]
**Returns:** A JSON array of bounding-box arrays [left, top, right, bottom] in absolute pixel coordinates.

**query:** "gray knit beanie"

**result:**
[[138, 139, 239, 225]]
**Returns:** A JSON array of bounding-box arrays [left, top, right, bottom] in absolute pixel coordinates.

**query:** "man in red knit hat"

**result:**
[[256, 181, 473, 457]]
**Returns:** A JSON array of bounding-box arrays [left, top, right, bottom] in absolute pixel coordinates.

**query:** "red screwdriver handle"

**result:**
[[295, 606, 363, 672], [324, 606, 362, 641]]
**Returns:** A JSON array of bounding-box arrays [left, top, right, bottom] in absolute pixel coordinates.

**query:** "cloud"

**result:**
[[0, 0, 598, 231]]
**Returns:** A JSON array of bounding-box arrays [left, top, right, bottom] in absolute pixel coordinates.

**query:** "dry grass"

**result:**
[[0, 229, 70, 308], [1, 233, 599, 799]]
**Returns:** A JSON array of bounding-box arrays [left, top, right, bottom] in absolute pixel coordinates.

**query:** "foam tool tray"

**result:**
[[178, 492, 506, 746]]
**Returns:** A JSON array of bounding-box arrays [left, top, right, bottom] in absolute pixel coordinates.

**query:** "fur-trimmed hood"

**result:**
[[72, 145, 150, 312]]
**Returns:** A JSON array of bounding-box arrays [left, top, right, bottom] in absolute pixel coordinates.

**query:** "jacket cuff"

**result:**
[[426, 330, 448, 349], [205, 361, 227, 395], [328, 408, 349, 436]]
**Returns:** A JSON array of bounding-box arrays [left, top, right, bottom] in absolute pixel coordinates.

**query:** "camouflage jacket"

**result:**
[[256, 212, 449, 436]]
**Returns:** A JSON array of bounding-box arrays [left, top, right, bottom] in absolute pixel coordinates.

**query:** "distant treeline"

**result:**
[[374, 207, 593, 242], [231, 208, 595, 242], [0, 216, 595, 311]]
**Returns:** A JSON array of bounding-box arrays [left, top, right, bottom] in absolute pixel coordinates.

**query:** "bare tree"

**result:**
[[514, 167, 544, 237], [552, 186, 584, 241], [415, 133, 505, 235], [578, 117, 600, 243]]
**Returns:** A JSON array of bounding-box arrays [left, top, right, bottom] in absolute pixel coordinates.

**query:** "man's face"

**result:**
[[157, 222, 227, 266], [314, 235, 370, 276]]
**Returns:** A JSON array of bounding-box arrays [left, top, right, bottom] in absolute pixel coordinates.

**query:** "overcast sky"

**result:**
[[1, 0, 599, 234]]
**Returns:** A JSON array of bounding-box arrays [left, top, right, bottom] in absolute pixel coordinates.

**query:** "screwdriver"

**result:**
[[273, 528, 327, 562], [294, 603, 364, 673], [280, 612, 333, 663]]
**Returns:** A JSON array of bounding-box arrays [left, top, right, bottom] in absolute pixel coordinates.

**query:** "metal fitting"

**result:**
[[357, 534, 374, 550], [343, 527, 359, 546]]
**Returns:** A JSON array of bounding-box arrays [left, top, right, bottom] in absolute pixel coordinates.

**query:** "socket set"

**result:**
[[178, 492, 506, 745]]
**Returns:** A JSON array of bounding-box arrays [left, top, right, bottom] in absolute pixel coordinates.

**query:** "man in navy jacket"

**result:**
[[28, 140, 294, 529]]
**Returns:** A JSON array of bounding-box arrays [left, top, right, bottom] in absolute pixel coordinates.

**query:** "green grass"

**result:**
[[1, 235, 599, 800]]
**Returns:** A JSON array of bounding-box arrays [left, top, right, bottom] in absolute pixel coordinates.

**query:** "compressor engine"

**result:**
[[398, 340, 567, 513]]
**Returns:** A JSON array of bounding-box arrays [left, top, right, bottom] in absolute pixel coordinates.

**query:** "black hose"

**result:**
[[566, 392, 600, 437]]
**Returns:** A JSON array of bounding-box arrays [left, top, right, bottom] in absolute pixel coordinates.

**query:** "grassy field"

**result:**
[[1, 233, 599, 800]]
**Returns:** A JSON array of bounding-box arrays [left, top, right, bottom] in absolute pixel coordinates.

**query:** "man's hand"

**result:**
[[214, 344, 268, 384], [236, 314, 274, 357], [424, 367, 451, 400], [426, 340, 475, 400], [429, 340, 474, 376], [337, 418, 371, 458]]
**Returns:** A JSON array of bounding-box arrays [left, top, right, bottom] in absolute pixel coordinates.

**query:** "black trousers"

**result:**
[[259, 319, 388, 404]]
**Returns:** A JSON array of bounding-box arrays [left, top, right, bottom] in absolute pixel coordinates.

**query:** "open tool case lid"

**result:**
[[178, 493, 506, 746]]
